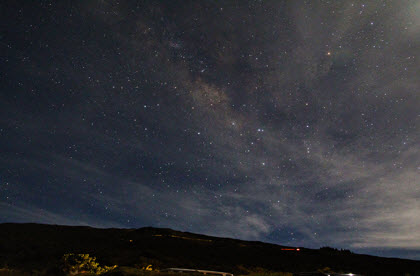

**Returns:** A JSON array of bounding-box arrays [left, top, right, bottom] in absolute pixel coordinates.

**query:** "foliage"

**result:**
[[142, 265, 153, 271], [134, 257, 163, 271], [61, 254, 117, 275], [317, 267, 333, 273], [246, 272, 292, 276], [241, 267, 293, 276], [0, 268, 30, 276], [319, 247, 352, 254]]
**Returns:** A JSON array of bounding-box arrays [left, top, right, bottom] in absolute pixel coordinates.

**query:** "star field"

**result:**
[[0, 0, 419, 260]]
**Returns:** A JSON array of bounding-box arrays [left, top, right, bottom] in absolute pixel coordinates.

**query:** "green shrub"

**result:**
[[61, 253, 117, 275]]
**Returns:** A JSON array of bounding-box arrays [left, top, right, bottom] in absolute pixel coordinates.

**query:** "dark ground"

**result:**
[[0, 223, 419, 275]]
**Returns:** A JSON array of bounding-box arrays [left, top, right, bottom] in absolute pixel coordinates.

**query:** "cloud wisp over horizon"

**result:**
[[1, 1, 419, 260]]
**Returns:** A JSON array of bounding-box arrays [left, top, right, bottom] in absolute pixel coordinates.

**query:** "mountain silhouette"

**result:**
[[0, 223, 419, 275]]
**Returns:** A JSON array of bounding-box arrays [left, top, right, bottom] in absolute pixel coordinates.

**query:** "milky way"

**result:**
[[1, 1, 419, 260]]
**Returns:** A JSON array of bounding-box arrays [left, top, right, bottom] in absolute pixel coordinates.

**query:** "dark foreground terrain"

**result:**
[[0, 223, 419, 275]]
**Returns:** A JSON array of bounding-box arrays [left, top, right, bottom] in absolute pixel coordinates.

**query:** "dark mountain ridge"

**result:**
[[0, 223, 419, 276]]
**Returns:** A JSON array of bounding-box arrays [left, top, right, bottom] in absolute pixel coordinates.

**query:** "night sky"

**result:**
[[1, 1, 419, 260]]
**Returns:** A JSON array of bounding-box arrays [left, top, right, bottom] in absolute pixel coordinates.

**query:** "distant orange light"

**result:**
[[281, 248, 299, 251], [297, 248, 300, 251], [327, 51, 331, 56]]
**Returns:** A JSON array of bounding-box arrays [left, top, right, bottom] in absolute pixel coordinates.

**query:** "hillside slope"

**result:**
[[0, 223, 419, 275]]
